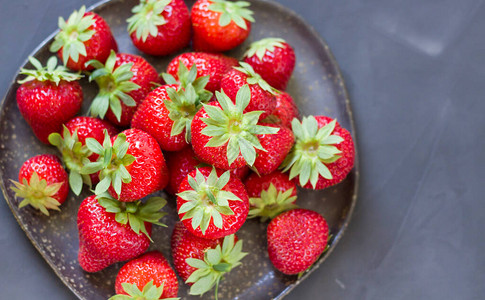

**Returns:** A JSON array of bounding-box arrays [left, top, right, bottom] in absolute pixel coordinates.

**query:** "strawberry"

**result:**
[[81, 128, 169, 202], [191, 0, 254, 52], [252, 123, 294, 175], [263, 91, 299, 128], [49, 6, 117, 71], [243, 38, 296, 90], [77, 194, 168, 272], [87, 50, 160, 127], [267, 208, 329, 275], [16, 56, 83, 144], [112, 251, 179, 299], [281, 116, 355, 189], [48, 117, 118, 195], [165, 52, 237, 92], [177, 167, 249, 239], [127, 0, 190, 56], [171, 222, 247, 299], [10, 154, 69, 216], [244, 171, 297, 221], [221, 62, 277, 120], [191, 85, 279, 170]]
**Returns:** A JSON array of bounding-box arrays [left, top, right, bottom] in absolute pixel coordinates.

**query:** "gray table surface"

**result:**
[[1, 0, 485, 299]]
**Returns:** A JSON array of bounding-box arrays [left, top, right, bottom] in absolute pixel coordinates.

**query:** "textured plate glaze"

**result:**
[[0, 0, 358, 299]]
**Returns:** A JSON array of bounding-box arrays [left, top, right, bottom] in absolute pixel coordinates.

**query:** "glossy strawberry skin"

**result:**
[[300, 116, 355, 189], [58, 12, 117, 72], [171, 222, 225, 282], [191, 102, 247, 170], [267, 208, 328, 275], [166, 52, 238, 92], [77, 195, 151, 273], [115, 251, 179, 298], [244, 171, 296, 199], [253, 123, 294, 175], [267, 91, 299, 128], [105, 53, 161, 127], [221, 68, 276, 120], [177, 167, 249, 239], [130, 0, 190, 56], [131, 84, 188, 151], [19, 154, 69, 205], [243, 42, 295, 90], [108, 129, 169, 202], [16, 80, 83, 144], [191, 0, 251, 52]]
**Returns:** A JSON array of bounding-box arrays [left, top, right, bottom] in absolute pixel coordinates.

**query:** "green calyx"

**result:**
[[161, 63, 213, 142], [18, 56, 82, 85], [127, 0, 172, 42], [49, 5, 96, 65], [186, 235, 247, 300], [248, 183, 297, 222], [86, 50, 140, 122], [48, 126, 94, 196], [109, 280, 180, 300], [244, 37, 286, 61], [281, 116, 344, 188], [10, 172, 63, 216], [98, 194, 168, 241], [208, 0, 255, 30], [233, 62, 277, 95], [177, 168, 241, 234], [201, 85, 279, 166], [80, 131, 136, 198]]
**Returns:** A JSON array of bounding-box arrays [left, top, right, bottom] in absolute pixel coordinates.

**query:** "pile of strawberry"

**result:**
[[11, 1, 355, 299]]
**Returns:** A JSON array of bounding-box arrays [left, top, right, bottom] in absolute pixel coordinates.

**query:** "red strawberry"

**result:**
[[112, 251, 178, 299], [49, 6, 117, 71], [77, 195, 168, 272], [253, 123, 294, 175], [127, 0, 190, 56], [244, 171, 297, 221], [263, 91, 299, 128], [191, 0, 254, 52], [267, 208, 329, 275], [243, 38, 296, 90], [171, 222, 247, 298], [221, 62, 276, 120], [87, 51, 160, 127], [10, 154, 69, 215], [48, 117, 118, 195], [16, 56, 83, 144], [191, 85, 279, 170], [81, 128, 169, 202], [281, 116, 355, 189], [166, 52, 237, 92], [177, 167, 249, 239]]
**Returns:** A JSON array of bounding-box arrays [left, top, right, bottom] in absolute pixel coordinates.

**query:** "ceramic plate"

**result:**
[[0, 0, 358, 299]]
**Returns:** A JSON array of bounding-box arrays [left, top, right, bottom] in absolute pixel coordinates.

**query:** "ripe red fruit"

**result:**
[[113, 251, 178, 299], [16, 56, 83, 144], [166, 52, 238, 92], [267, 208, 329, 275], [77, 195, 168, 272], [253, 123, 294, 175], [127, 0, 190, 56], [176, 167, 249, 239], [191, 0, 254, 52], [49, 6, 117, 71], [87, 51, 160, 127], [10, 154, 69, 216], [243, 38, 296, 90], [264, 91, 299, 128], [221, 62, 276, 120], [281, 116, 355, 189]]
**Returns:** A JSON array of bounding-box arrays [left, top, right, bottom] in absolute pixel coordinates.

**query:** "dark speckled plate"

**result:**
[[0, 0, 358, 299]]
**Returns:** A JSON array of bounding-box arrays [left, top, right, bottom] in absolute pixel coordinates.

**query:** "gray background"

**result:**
[[1, 0, 484, 299]]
